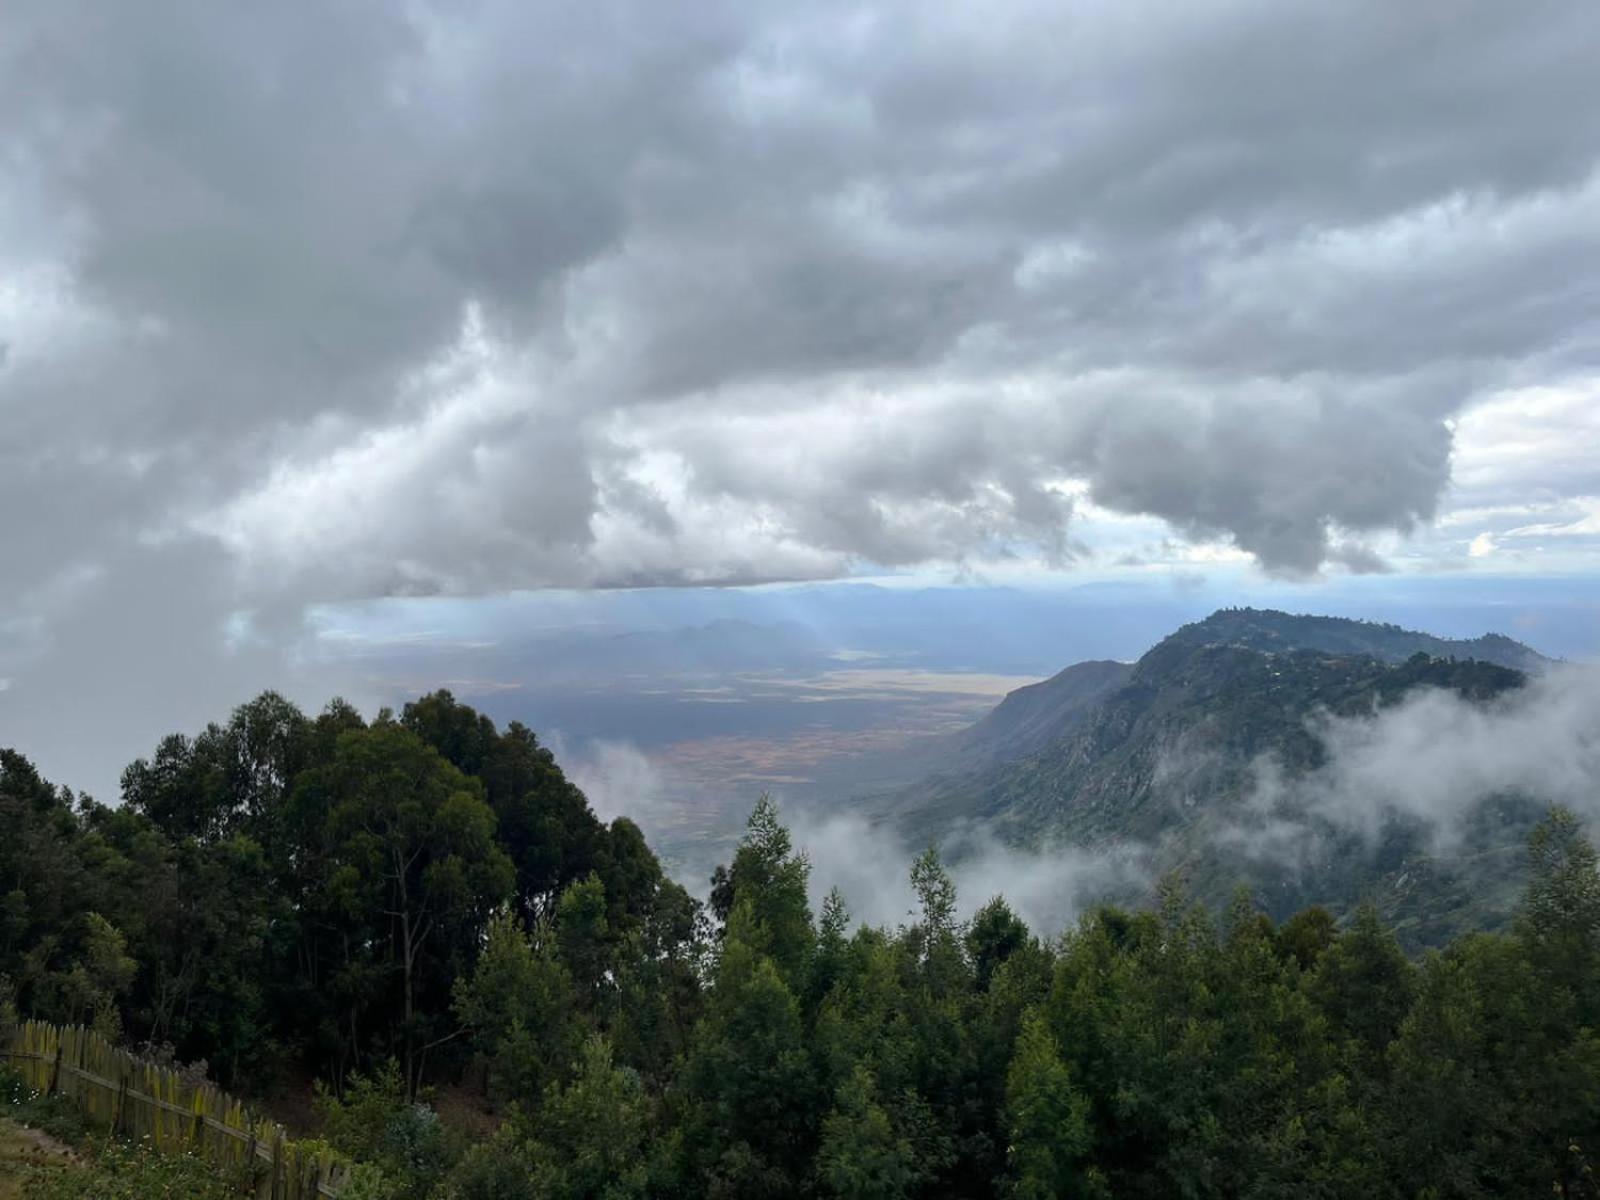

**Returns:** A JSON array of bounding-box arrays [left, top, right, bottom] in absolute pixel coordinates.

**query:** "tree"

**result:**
[[60, 912, 136, 1037], [712, 797, 815, 992], [0, 749, 94, 1022], [1307, 902, 1414, 1071], [817, 1067, 925, 1199], [315, 1060, 454, 1200], [967, 897, 1031, 992], [556, 873, 612, 1010], [905, 847, 966, 1001], [1275, 905, 1337, 972], [453, 911, 579, 1105], [680, 899, 817, 1196], [910, 847, 957, 939], [523, 1035, 653, 1200], [403, 692, 604, 917], [1003, 1011, 1097, 1199], [122, 691, 311, 844], [1519, 805, 1600, 1022], [811, 888, 852, 1009], [306, 721, 514, 1096]]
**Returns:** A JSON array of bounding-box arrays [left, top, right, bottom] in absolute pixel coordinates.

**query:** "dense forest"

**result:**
[[4, 689, 1600, 1198]]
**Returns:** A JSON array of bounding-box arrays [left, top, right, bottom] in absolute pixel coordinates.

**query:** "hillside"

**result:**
[[878, 609, 1551, 945], [944, 659, 1135, 768], [1159, 607, 1551, 672]]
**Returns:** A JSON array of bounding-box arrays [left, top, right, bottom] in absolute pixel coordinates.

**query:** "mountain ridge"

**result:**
[[872, 607, 1551, 945]]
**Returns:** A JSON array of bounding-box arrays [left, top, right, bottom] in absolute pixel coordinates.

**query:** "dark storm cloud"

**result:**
[[4, 0, 1600, 788]]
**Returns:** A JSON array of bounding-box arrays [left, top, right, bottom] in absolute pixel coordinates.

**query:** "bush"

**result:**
[[314, 1062, 460, 1200], [23, 1136, 251, 1199], [442, 1125, 539, 1200], [0, 1067, 87, 1146]]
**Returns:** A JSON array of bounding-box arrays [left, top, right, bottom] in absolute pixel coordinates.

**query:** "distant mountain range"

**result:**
[[874, 608, 1556, 947]]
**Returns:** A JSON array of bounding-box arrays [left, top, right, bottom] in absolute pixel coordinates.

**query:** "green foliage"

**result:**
[[909, 849, 956, 939], [1003, 1012, 1095, 1200], [817, 1067, 927, 1199], [0, 1068, 86, 1146], [1274, 905, 1337, 971], [1306, 902, 1414, 1071], [1518, 804, 1600, 1022], [679, 897, 817, 1195], [9, 690, 1600, 1200], [966, 897, 1030, 991], [555, 874, 611, 1006], [21, 1136, 249, 1200], [711, 796, 815, 991], [517, 1035, 652, 1200], [58, 913, 135, 1038], [442, 1126, 540, 1200], [452, 911, 578, 1106], [306, 721, 516, 1096], [315, 1062, 457, 1200]]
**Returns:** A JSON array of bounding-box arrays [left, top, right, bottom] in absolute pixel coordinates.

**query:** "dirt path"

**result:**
[[0, 1118, 79, 1199]]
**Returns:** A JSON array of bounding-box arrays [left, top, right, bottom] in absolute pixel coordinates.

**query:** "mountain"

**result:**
[[876, 608, 1554, 946], [945, 659, 1135, 768], [1157, 607, 1551, 672]]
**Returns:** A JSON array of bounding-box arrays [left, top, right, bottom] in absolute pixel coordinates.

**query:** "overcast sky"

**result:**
[[3, 1, 1599, 795]]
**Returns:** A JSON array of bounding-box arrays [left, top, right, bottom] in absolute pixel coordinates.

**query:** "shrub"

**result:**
[[23, 1136, 250, 1199], [0, 1067, 87, 1146]]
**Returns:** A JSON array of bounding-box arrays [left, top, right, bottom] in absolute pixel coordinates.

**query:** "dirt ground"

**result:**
[[0, 1119, 78, 1200]]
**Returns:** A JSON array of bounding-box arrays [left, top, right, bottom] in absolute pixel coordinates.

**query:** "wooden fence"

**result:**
[[2, 1020, 350, 1199]]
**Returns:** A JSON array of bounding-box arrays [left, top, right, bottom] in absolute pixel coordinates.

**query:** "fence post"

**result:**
[[6, 1020, 344, 1197]]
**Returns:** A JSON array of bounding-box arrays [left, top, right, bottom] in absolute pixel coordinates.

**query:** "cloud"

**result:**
[[6, 0, 1600, 786], [562, 737, 675, 828], [555, 732, 1148, 938], [791, 810, 1149, 938], [0, 541, 377, 804], [1237, 663, 1600, 857]]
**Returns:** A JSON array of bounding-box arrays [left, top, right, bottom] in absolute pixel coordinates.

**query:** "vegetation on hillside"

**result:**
[[1162, 607, 1550, 672], [880, 610, 1547, 943]]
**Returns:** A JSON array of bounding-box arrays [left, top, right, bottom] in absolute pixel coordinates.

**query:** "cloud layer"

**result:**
[[5, 0, 1600, 789], [1240, 663, 1600, 859]]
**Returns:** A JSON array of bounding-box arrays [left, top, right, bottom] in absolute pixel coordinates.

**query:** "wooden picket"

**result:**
[[2, 1019, 350, 1198]]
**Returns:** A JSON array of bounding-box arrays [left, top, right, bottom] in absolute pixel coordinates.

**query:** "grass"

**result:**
[[0, 1118, 78, 1200], [21, 1137, 248, 1199], [0, 1067, 249, 1199]]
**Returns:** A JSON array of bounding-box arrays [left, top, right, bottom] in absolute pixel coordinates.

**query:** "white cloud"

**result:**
[[1243, 664, 1600, 855], [5, 0, 1600, 789]]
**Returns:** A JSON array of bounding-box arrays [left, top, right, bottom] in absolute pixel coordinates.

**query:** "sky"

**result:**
[[3, 1, 1600, 800]]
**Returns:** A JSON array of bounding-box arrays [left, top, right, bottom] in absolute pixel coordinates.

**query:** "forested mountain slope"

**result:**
[[878, 609, 1553, 945], [1157, 606, 1551, 672], [944, 659, 1135, 769]]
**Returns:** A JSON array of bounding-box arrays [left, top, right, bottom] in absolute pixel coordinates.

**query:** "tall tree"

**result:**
[[1003, 1011, 1097, 1199], [711, 796, 815, 992], [303, 720, 514, 1096]]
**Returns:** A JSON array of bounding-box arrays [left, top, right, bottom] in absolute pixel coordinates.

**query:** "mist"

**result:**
[[790, 811, 1152, 939], [1236, 662, 1600, 860], [560, 731, 1150, 939]]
